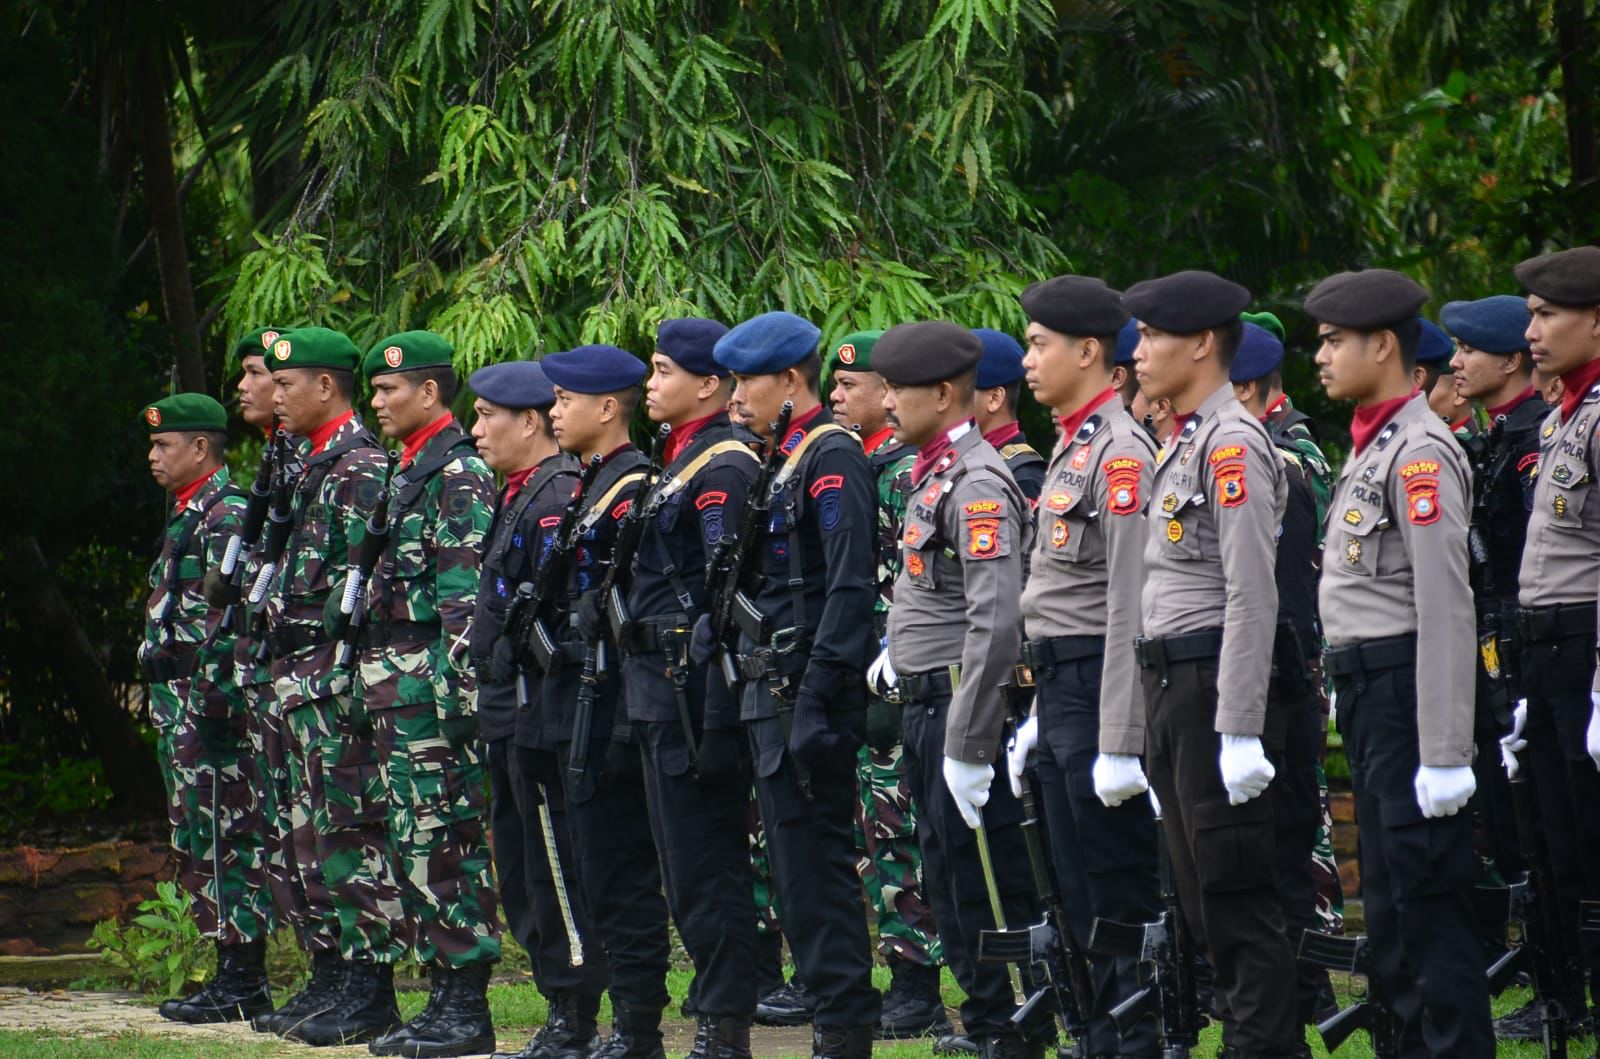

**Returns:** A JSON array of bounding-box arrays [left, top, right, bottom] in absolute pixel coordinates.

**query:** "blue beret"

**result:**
[[1415, 319, 1454, 365], [657, 318, 730, 377], [467, 360, 555, 409], [541, 345, 647, 394], [973, 328, 1026, 388], [713, 311, 822, 375], [1115, 319, 1140, 364], [1440, 295, 1531, 355], [1228, 322, 1285, 383]]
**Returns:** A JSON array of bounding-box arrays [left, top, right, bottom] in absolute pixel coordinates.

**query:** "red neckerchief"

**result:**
[[912, 418, 974, 485], [400, 413, 454, 467], [778, 403, 825, 454], [1560, 359, 1600, 422], [1170, 413, 1191, 438], [1262, 393, 1289, 420], [1351, 390, 1418, 454], [861, 426, 896, 455], [664, 411, 720, 464], [983, 421, 1022, 449], [1487, 387, 1536, 421], [599, 441, 636, 465], [305, 409, 355, 453], [503, 465, 537, 503], [1057, 388, 1117, 441], [173, 467, 220, 508]]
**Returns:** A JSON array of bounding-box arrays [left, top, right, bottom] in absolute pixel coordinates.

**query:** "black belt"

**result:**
[[140, 643, 199, 683], [620, 613, 691, 656], [898, 666, 958, 703], [1022, 635, 1104, 673], [1323, 634, 1415, 678], [361, 620, 442, 647], [1133, 629, 1222, 669], [266, 625, 327, 659], [735, 631, 810, 682], [1516, 603, 1596, 644]]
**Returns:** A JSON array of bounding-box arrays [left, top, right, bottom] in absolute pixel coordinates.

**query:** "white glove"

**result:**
[[1588, 692, 1600, 771], [1092, 753, 1149, 808], [1148, 787, 1162, 818], [1327, 689, 1337, 730], [943, 756, 993, 829], [1414, 765, 1476, 818], [1499, 699, 1528, 778], [1218, 734, 1275, 805], [867, 645, 898, 696], [1006, 714, 1038, 798]]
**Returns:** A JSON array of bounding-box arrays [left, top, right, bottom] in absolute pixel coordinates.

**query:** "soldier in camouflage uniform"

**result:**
[[827, 331, 951, 1042], [139, 393, 274, 1025], [355, 331, 503, 1058], [261, 327, 405, 1047]]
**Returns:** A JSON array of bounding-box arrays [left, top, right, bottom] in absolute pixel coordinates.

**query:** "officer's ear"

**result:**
[[598, 394, 619, 424]]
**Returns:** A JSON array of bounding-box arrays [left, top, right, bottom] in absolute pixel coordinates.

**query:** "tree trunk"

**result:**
[[1555, 0, 1597, 208], [1, 534, 162, 815], [132, 44, 207, 395]]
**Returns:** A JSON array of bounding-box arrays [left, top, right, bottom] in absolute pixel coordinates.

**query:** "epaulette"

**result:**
[[1374, 422, 1400, 450], [1072, 414, 1104, 447]]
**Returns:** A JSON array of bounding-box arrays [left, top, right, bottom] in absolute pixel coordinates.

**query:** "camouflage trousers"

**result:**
[[281, 693, 406, 961], [855, 742, 942, 966], [244, 680, 339, 953], [749, 795, 782, 935], [370, 704, 501, 967], [1310, 762, 1344, 933], [157, 714, 274, 944]]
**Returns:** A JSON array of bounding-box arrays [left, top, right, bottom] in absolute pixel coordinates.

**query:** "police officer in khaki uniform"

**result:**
[[1510, 245, 1600, 1030], [1122, 271, 1302, 1059], [1003, 276, 1161, 1058], [873, 322, 1044, 1059], [1309, 268, 1492, 1057]]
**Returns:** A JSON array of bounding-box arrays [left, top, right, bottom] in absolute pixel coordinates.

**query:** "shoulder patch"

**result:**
[[963, 499, 1003, 516], [1405, 473, 1441, 525], [966, 517, 1002, 559], [539, 514, 563, 528], [695, 490, 728, 510], [809, 474, 844, 498], [355, 478, 382, 511], [1102, 457, 1143, 516], [1211, 454, 1248, 508], [611, 498, 633, 521], [1517, 453, 1539, 474], [1397, 459, 1441, 480], [1208, 445, 1245, 465]]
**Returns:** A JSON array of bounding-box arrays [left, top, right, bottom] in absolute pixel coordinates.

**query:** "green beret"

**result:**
[[1240, 311, 1285, 343], [142, 393, 227, 434], [828, 330, 885, 374], [233, 326, 287, 362], [363, 330, 455, 380], [266, 327, 362, 372]]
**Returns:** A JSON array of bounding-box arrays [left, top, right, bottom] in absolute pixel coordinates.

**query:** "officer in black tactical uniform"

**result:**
[[971, 328, 1045, 503]]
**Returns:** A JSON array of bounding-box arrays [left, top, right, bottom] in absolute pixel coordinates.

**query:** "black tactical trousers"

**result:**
[[559, 733, 673, 1015], [1141, 657, 1302, 1056], [1519, 629, 1600, 1011], [1468, 645, 1524, 887], [748, 710, 881, 1028], [1333, 650, 1494, 1058], [487, 739, 609, 998], [901, 691, 1043, 1040], [635, 719, 759, 1017], [1270, 676, 1333, 1023], [1031, 648, 1160, 1057]]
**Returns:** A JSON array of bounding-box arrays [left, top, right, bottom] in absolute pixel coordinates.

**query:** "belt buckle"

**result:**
[[771, 626, 803, 654], [1014, 663, 1035, 689]]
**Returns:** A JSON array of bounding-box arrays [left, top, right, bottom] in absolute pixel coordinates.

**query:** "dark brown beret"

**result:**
[[1122, 270, 1251, 334], [871, 321, 983, 386], [1019, 275, 1129, 337], [1303, 269, 1428, 330], [1514, 246, 1600, 307]]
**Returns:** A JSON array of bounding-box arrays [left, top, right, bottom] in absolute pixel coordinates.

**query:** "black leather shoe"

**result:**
[[372, 961, 495, 1057], [589, 1001, 666, 1059], [812, 1024, 874, 1059], [754, 980, 816, 1026], [875, 959, 951, 1039], [171, 939, 274, 1024], [256, 949, 346, 1034], [285, 960, 401, 1047]]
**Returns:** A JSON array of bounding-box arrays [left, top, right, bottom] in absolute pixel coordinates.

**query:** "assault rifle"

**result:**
[[1089, 803, 1203, 1059], [332, 450, 399, 669], [246, 427, 300, 609], [1296, 931, 1398, 1055], [522, 454, 605, 676], [215, 427, 278, 633]]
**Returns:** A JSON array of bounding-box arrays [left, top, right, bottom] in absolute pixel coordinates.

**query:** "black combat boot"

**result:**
[[170, 939, 274, 1024], [286, 959, 401, 1047], [754, 979, 816, 1026], [811, 1024, 874, 1059], [981, 1031, 1044, 1059], [255, 949, 346, 1034], [367, 963, 450, 1054], [373, 960, 495, 1058], [493, 990, 597, 1059], [875, 958, 951, 1039], [933, 1032, 980, 1056], [589, 1000, 667, 1059], [685, 1014, 753, 1059]]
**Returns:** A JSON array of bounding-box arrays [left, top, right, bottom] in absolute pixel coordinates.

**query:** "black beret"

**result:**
[[1440, 295, 1531, 355], [1122, 270, 1251, 334], [1303, 269, 1429, 330], [468, 361, 555, 409], [542, 345, 647, 393], [872, 322, 983, 386], [1019, 275, 1129, 337], [1514, 246, 1600, 307], [657, 318, 731, 377]]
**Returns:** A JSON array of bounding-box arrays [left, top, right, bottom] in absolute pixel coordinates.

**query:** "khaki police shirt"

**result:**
[[1141, 383, 1286, 737], [890, 423, 1032, 765], [1320, 393, 1475, 767], [1518, 386, 1600, 691], [1021, 396, 1155, 755]]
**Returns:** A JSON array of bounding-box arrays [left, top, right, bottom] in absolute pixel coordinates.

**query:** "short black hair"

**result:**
[[1418, 361, 1444, 395], [180, 429, 229, 456], [605, 385, 642, 419], [400, 364, 459, 406], [1212, 319, 1244, 367], [530, 406, 556, 440], [1391, 317, 1423, 368], [326, 368, 356, 401], [1095, 332, 1120, 371], [1002, 381, 1023, 417], [948, 368, 977, 402], [794, 353, 823, 396]]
